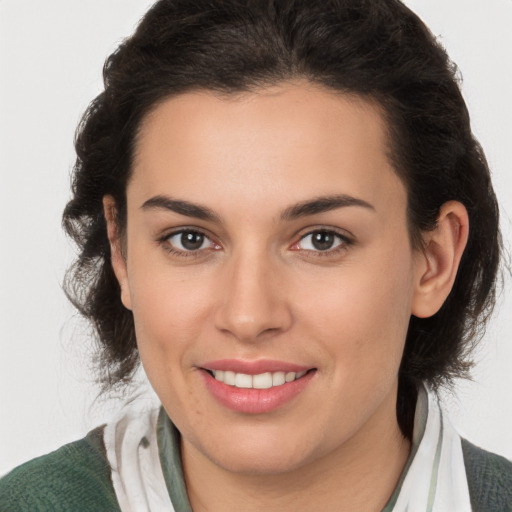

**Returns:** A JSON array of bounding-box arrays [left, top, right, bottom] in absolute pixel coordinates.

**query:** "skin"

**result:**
[[105, 81, 468, 511]]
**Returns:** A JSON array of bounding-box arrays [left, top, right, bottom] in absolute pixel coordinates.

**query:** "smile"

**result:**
[[201, 363, 316, 414], [210, 370, 308, 389]]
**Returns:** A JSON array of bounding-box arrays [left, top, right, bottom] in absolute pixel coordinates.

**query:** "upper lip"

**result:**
[[200, 359, 314, 375]]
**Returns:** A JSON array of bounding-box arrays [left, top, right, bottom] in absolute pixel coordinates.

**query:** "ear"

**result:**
[[411, 201, 469, 318], [103, 195, 132, 311]]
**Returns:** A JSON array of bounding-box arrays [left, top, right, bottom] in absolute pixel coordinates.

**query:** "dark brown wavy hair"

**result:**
[[62, 0, 501, 438]]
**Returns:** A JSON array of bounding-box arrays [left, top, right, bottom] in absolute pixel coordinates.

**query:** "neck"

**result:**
[[181, 398, 411, 512]]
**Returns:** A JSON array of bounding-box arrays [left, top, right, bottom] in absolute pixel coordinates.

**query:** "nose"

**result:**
[[214, 249, 292, 342]]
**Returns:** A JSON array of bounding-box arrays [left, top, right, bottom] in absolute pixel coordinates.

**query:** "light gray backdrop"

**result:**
[[1, 0, 511, 474]]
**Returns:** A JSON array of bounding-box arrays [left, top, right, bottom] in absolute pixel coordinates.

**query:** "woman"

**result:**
[[1, 0, 511, 510]]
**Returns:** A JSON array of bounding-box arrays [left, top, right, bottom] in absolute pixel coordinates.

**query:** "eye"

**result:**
[[295, 230, 349, 252], [165, 230, 216, 252]]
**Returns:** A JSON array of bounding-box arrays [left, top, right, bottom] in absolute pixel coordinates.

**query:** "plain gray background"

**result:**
[[1, 0, 511, 475]]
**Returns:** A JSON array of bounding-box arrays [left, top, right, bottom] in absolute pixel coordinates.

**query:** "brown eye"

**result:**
[[298, 230, 346, 252], [181, 232, 205, 250], [166, 230, 210, 251], [311, 232, 336, 251]]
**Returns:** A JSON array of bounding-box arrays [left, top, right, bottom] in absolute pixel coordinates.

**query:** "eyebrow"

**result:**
[[280, 194, 375, 220], [141, 193, 374, 223], [141, 195, 221, 223]]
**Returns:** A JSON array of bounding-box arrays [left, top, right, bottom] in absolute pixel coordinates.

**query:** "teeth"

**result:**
[[272, 371, 285, 386], [253, 372, 272, 389], [211, 369, 308, 389], [224, 371, 236, 386], [235, 373, 252, 388]]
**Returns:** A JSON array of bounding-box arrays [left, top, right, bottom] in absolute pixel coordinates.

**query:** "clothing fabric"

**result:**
[[1, 388, 511, 511], [103, 404, 175, 511], [0, 427, 120, 511], [383, 386, 472, 510]]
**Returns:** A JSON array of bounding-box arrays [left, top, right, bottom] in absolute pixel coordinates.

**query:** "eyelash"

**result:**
[[292, 229, 353, 258], [158, 228, 353, 259], [159, 228, 220, 258]]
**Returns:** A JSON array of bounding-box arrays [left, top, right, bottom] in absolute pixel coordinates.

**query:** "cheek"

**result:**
[[127, 261, 214, 375], [128, 275, 211, 422], [290, 257, 414, 433], [293, 244, 414, 379]]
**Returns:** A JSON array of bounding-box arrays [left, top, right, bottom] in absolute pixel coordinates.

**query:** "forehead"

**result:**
[[130, 82, 405, 217]]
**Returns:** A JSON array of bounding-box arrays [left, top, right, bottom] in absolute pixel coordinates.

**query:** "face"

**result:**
[[112, 82, 425, 475]]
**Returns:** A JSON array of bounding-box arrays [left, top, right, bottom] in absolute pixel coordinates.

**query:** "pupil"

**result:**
[[181, 232, 204, 250], [312, 232, 334, 251]]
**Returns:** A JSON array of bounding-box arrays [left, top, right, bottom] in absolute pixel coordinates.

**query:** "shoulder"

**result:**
[[462, 438, 512, 512], [0, 426, 121, 512]]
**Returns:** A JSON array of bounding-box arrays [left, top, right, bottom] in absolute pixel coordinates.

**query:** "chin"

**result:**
[[211, 450, 312, 476], [193, 426, 323, 476]]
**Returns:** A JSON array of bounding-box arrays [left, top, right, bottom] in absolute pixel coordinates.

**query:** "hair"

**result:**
[[63, 0, 501, 437]]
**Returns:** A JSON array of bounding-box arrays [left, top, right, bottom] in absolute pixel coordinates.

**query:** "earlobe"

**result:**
[[103, 196, 132, 311], [411, 201, 469, 318]]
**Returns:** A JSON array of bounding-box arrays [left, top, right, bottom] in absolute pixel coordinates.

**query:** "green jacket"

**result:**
[[1, 427, 511, 511]]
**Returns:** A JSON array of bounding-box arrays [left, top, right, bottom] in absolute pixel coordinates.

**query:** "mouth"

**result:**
[[198, 358, 317, 413], [204, 369, 313, 389], [199, 362, 317, 414]]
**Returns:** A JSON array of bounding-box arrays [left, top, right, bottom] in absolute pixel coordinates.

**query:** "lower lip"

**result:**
[[201, 370, 316, 414]]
